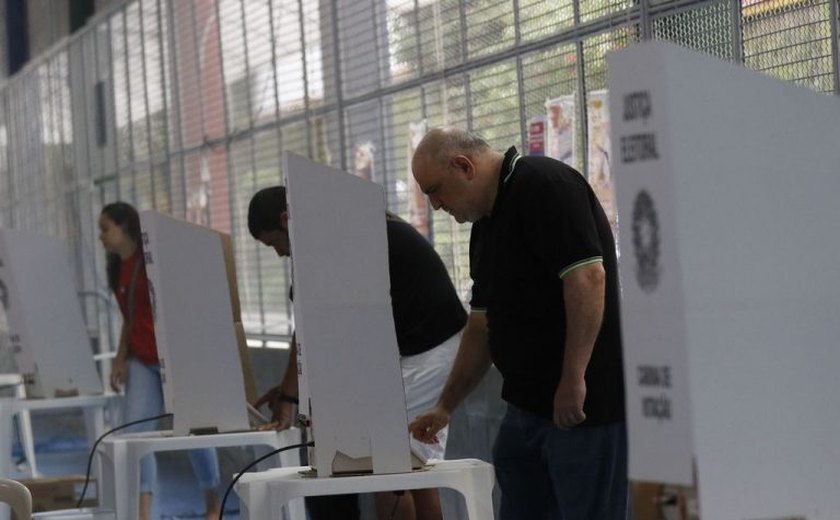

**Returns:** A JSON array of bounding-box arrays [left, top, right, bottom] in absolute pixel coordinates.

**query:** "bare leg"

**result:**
[[139, 492, 153, 520], [411, 489, 443, 520], [204, 489, 221, 520]]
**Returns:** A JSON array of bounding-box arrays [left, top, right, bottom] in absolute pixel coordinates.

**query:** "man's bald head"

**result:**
[[411, 128, 502, 223], [413, 128, 491, 172]]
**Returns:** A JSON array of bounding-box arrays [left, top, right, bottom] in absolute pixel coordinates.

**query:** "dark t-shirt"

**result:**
[[387, 218, 467, 356], [470, 147, 625, 426], [291, 218, 467, 357]]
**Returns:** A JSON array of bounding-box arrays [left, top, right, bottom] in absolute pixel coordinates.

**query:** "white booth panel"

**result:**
[[284, 152, 411, 476], [139, 212, 249, 435], [0, 229, 102, 397], [610, 41, 840, 519]]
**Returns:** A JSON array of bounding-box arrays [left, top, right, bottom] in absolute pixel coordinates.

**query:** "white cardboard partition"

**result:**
[[139, 211, 248, 435], [0, 229, 102, 398], [284, 152, 412, 476], [609, 41, 840, 519]]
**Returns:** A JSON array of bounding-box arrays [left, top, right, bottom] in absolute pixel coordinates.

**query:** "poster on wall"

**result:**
[[527, 115, 546, 156], [587, 89, 617, 234], [407, 120, 431, 240], [186, 155, 212, 227], [352, 141, 376, 180], [545, 95, 576, 166]]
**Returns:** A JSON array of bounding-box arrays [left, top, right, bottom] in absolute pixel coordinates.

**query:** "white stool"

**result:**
[[0, 478, 32, 520], [97, 428, 303, 520], [235, 458, 495, 520]]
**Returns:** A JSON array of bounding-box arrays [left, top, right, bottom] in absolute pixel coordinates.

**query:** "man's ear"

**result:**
[[280, 211, 289, 230], [452, 155, 476, 180]]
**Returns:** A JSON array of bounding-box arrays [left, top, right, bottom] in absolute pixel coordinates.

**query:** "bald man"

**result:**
[[409, 128, 627, 520]]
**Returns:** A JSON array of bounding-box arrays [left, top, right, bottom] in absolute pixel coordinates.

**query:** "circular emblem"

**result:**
[[631, 190, 660, 292]]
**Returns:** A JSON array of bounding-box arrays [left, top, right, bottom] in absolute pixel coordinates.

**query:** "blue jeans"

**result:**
[[493, 404, 628, 520], [124, 358, 221, 493]]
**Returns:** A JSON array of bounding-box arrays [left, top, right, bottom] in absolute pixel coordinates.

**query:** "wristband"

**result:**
[[277, 392, 299, 405]]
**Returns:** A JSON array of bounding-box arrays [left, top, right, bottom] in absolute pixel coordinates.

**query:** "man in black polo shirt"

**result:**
[[409, 128, 627, 519], [247, 186, 467, 520]]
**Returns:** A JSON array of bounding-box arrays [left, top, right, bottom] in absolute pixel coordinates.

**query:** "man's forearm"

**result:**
[[280, 333, 300, 396], [437, 312, 492, 414]]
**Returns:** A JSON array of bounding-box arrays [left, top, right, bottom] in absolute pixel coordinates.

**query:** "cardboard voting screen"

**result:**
[[610, 41, 840, 519], [284, 152, 412, 476], [139, 211, 249, 435], [0, 228, 102, 398]]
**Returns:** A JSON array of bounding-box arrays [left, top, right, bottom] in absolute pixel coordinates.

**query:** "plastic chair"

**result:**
[[0, 478, 32, 520]]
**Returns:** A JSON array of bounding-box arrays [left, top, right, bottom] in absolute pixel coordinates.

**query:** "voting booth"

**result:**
[[90, 213, 300, 520], [0, 230, 111, 520], [138, 211, 250, 435], [609, 41, 840, 519], [284, 152, 413, 476], [233, 154, 495, 519], [0, 229, 102, 398]]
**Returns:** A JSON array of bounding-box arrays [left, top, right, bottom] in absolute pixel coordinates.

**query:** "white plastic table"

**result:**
[[235, 458, 495, 520], [97, 428, 303, 520], [32, 508, 116, 519], [0, 394, 116, 520], [0, 394, 115, 477]]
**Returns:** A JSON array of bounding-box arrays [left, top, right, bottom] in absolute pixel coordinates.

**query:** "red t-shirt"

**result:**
[[115, 250, 159, 366]]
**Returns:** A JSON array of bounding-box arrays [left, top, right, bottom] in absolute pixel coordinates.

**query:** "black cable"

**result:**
[[219, 441, 314, 520], [76, 412, 172, 508], [389, 490, 404, 520]]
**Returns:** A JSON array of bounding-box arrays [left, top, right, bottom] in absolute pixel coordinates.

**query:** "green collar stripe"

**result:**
[[558, 257, 603, 279], [502, 154, 522, 185]]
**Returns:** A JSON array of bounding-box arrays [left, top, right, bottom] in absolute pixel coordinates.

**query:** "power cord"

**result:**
[[219, 441, 314, 519], [76, 412, 172, 508], [389, 490, 404, 520]]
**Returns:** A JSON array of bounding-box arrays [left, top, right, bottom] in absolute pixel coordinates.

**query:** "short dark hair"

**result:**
[[248, 186, 287, 239]]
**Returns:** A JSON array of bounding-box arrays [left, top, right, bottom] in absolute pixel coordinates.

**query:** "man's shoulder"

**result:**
[[517, 155, 585, 184], [385, 218, 442, 262], [510, 156, 588, 200], [386, 217, 427, 245]]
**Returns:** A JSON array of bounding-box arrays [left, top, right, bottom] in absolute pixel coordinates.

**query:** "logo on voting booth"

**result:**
[[632, 190, 660, 293]]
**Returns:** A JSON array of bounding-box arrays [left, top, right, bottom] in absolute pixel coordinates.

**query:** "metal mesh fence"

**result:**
[[0, 0, 837, 350]]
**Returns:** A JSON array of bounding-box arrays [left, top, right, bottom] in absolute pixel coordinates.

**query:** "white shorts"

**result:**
[[401, 332, 460, 461]]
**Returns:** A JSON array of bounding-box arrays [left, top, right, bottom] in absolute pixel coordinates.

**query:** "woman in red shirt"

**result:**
[[99, 202, 221, 520]]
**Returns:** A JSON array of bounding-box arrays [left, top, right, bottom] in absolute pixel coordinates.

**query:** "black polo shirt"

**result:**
[[386, 217, 467, 356], [291, 218, 467, 357], [469, 147, 625, 426]]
